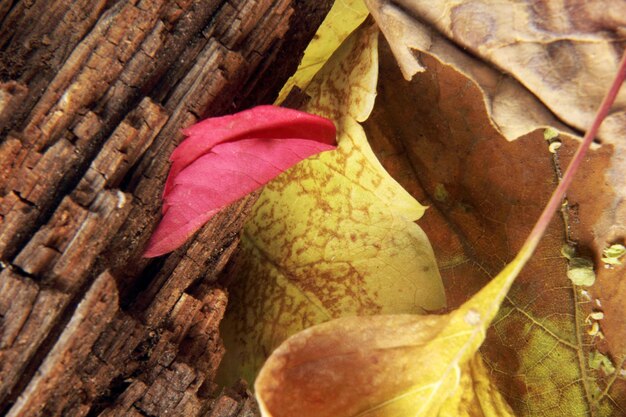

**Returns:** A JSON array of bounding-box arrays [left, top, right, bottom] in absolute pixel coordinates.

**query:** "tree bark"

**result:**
[[0, 1, 332, 415]]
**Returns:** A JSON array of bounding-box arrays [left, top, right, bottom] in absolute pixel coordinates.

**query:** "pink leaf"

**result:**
[[144, 105, 336, 258]]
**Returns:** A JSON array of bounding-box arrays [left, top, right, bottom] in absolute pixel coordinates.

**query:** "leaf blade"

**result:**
[[219, 21, 445, 385], [255, 33, 626, 417], [144, 106, 336, 257]]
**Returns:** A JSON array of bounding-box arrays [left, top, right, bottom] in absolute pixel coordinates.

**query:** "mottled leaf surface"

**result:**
[[367, 0, 626, 143], [218, 22, 445, 385], [255, 247, 525, 417], [363, 34, 626, 415], [364, 3, 626, 344]]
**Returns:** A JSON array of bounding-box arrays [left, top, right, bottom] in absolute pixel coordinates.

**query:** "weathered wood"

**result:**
[[0, 0, 333, 415]]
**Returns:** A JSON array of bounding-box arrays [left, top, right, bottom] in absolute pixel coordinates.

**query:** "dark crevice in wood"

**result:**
[[118, 255, 167, 310], [85, 375, 133, 417]]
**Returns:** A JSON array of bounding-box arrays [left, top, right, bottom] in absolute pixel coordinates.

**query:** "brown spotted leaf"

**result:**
[[255, 241, 530, 417], [364, 4, 626, 339], [217, 21, 445, 386], [362, 27, 626, 415]]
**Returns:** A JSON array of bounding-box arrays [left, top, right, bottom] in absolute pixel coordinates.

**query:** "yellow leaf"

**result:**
[[218, 22, 445, 385], [255, 254, 526, 416], [276, 0, 369, 105], [438, 355, 516, 417]]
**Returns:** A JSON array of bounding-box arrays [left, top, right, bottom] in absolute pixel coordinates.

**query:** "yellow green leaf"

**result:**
[[543, 127, 559, 141], [254, 251, 527, 417], [275, 0, 369, 105], [438, 355, 515, 417], [218, 22, 445, 385], [561, 244, 597, 286]]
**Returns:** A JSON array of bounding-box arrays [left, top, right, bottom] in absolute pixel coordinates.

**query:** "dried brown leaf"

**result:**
[[363, 37, 626, 415]]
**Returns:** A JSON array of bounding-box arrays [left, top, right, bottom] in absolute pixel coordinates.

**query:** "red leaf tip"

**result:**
[[144, 105, 337, 257]]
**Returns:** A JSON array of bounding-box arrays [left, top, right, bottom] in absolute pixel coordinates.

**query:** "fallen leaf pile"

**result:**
[[146, 0, 626, 415], [362, 1, 626, 414]]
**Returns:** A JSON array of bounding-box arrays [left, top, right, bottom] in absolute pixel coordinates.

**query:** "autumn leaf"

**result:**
[[144, 105, 336, 257], [364, 0, 626, 317], [362, 4, 626, 414], [255, 256, 525, 417], [218, 21, 446, 385], [373, 0, 626, 142], [602, 244, 626, 266], [254, 36, 626, 417], [438, 355, 515, 417]]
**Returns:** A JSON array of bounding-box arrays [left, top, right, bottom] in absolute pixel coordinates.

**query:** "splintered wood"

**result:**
[[0, 1, 332, 416]]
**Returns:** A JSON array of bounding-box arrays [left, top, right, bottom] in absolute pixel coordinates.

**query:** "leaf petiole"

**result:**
[[518, 50, 626, 268]]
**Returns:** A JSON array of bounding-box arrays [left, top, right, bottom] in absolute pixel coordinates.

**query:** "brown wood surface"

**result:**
[[0, 1, 332, 415]]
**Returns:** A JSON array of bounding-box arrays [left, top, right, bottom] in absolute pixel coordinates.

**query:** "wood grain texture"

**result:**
[[0, 0, 333, 415]]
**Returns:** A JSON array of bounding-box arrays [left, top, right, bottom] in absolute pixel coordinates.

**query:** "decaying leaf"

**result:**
[[366, 0, 626, 143], [363, 16, 626, 416], [380, 0, 626, 143], [144, 106, 336, 257], [218, 22, 445, 385], [364, 1, 626, 380], [364, 3, 626, 348], [255, 36, 626, 414], [365, 0, 575, 141], [561, 245, 597, 286]]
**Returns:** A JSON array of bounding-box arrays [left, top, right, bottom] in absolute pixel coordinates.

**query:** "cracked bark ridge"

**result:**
[[0, 1, 333, 416]]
